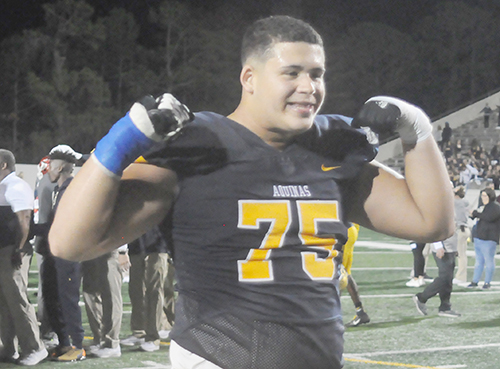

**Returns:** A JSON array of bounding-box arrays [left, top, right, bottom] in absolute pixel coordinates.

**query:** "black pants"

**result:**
[[41, 254, 84, 348], [412, 243, 426, 277], [417, 252, 456, 311]]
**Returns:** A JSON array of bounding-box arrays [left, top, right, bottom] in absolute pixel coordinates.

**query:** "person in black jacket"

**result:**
[[468, 188, 500, 289]]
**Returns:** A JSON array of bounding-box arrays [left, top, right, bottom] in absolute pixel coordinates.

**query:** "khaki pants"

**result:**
[[82, 251, 123, 348], [0, 246, 43, 355], [128, 252, 169, 343], [455, 227, 471, 282]]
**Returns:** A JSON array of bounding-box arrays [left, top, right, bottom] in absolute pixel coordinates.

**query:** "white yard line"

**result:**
[[356, 240, 500, 259], [346, 342, 500, 358], [341, 288, 500, 300]]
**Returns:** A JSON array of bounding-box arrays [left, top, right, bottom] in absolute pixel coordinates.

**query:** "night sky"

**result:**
[[1, 0, 445, 42]]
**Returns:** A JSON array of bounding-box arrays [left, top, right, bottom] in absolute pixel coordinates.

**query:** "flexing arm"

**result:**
[[49, 158, 177, 261], [350, 97, 454, 242], [49, 94, 192, 261]]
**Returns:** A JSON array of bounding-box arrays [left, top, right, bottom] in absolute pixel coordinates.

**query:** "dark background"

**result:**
[[1, 0, 500, 162]]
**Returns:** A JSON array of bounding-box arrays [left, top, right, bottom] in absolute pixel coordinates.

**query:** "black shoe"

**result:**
[[345, 311, 370, 327], [482, 283, 491, 289], [413, 295, 427, 316], [467, 282, 478, 288], [438, 309, 461, 318], [423, 273, 434, 282]]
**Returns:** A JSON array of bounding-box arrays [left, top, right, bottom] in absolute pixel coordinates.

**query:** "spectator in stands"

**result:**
[[443, 141, 453, 160], [468, 188, 500, 289], [441, 122, 452, 150], [433, 125, 443, 148], [0, 149, 48, 365], [491, 144, 500, 162], [454, 139, 462, 155], [490, 166, 500, 190], [459, 159, 479, 186], [480, 103, 493, 128], [469, 139, 483, 160], [496, 103, 500, 129]]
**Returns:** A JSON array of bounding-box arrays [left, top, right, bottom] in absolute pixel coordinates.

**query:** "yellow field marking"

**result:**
[[345, 357, 439, 368]]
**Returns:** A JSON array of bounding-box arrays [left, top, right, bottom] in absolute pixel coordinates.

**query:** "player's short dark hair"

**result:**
[[0, 149, 16, 172], [241, 15, 323, 65], [49, 150, 77, 164]]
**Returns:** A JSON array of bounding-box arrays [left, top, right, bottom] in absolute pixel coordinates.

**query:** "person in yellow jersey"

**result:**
[[342, 223, 370, 327]]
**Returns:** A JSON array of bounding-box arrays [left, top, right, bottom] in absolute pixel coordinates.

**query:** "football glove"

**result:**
[[338, 264, 349, 291], [352, 96, 432, 145], [93, 93, 194, 176]]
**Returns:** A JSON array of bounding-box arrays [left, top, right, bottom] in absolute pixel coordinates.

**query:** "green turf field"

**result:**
[[5, 227, 500, 368]]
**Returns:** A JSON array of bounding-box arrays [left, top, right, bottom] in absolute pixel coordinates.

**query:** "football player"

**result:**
[[49, 15, 454, 369], [343, 223, 370, 327]]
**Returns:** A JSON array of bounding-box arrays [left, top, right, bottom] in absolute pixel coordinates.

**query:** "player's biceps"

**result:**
[[363, 172, 425, 234]]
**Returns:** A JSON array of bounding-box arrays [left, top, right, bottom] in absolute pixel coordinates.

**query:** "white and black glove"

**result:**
[[135, 94, 194, 141], [352, 96, 432, 145], [93, 93, 194, 176]]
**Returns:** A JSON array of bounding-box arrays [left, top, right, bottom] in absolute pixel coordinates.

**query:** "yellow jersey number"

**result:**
[[237, 200, 340, 282]]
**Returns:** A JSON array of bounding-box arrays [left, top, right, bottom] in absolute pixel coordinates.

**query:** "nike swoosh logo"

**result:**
[[321, 164, 341, 171]]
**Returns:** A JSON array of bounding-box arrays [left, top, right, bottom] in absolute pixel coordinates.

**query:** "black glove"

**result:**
[[138, 94, 194, 140], [352, 100, 400, 136], [352, 96, 432, 145]]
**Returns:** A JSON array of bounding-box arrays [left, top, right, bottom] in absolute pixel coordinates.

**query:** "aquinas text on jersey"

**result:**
[[273, 185, 311, 198]]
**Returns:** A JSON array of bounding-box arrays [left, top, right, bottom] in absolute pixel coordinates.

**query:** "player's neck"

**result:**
[[228, 108, 291, 151]]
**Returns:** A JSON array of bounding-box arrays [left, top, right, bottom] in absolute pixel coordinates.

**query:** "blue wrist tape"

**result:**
[[94, 112, 154, 176]]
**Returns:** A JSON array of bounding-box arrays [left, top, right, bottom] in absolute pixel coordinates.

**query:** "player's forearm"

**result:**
[[401, 136, 454, 241], [49, 156, 122, 261]]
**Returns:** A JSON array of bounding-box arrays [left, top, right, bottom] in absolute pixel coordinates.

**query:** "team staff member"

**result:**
[[39, 149, 86, 361], [50, 16, 454, 369], [0, 149, 48, 365]]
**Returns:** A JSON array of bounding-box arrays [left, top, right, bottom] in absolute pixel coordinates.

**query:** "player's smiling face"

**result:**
[[252, 42, 325, 137]]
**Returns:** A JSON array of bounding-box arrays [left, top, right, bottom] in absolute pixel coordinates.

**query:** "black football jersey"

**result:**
[[144, 112, 377, 369]]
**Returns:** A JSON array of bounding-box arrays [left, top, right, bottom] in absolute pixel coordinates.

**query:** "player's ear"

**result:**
[[240, 65, 254, 94]]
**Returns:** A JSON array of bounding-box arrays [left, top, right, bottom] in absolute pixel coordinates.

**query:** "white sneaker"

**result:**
[[120, 335, 145, 347], [91, 346, 121, 358], [406, 277, 425, 287], [140, 341, 160, 352], [87, 344, 100, 355], [453, 278, 467, 286], [19, 348, 48, 366], [158, 330, 171, 339]]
